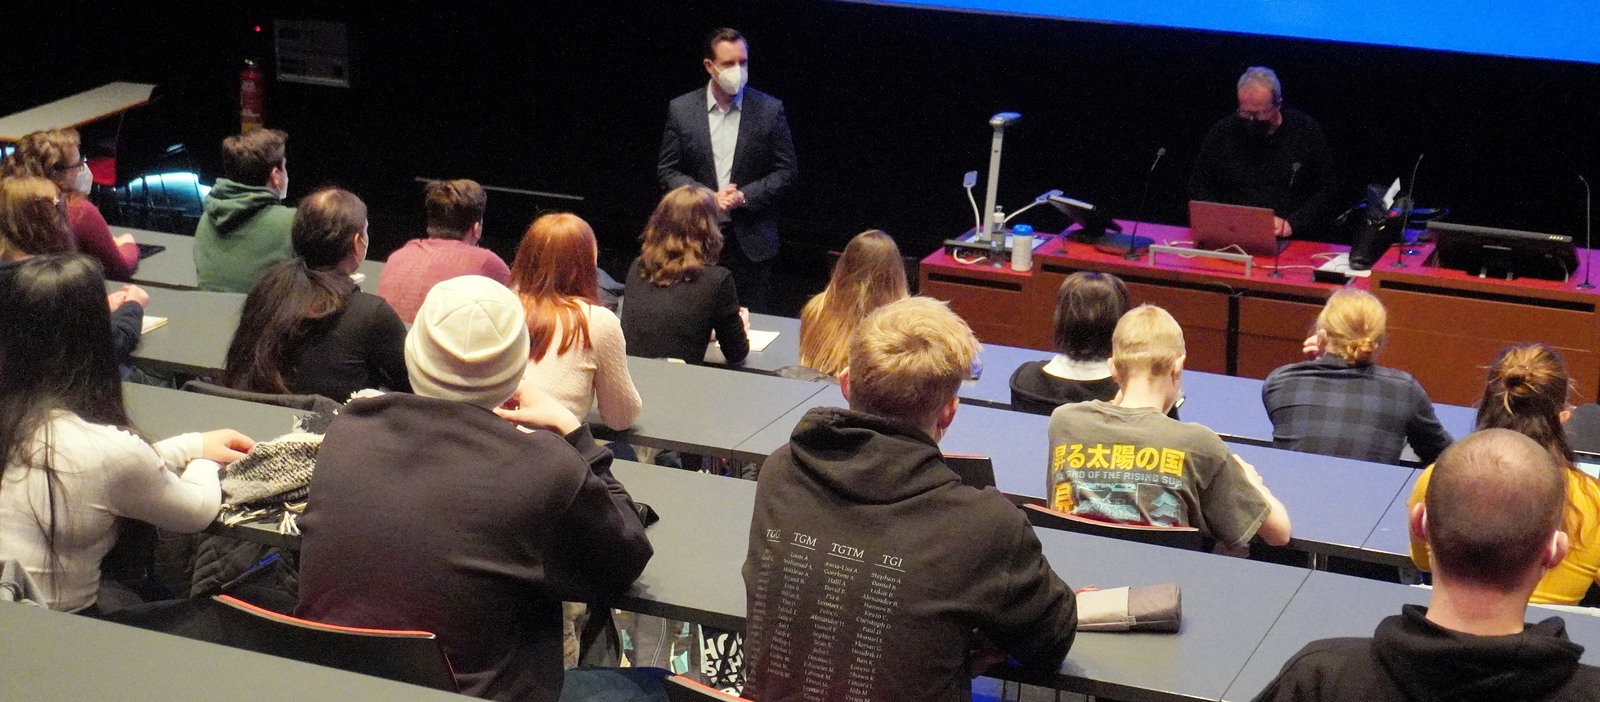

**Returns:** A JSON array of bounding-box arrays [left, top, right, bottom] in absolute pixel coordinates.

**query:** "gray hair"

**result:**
[[1237, 66, 1282, 104]]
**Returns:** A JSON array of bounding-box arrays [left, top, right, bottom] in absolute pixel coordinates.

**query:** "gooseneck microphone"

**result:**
[[1394, 154, 1423, 268], [1130, 147, 1167, 241], [1581, 174, 1594, 289], [1270, 162, 1301, 278]]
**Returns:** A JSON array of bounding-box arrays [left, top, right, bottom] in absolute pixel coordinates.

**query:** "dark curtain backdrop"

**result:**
[[6, 1, 1597, 291]]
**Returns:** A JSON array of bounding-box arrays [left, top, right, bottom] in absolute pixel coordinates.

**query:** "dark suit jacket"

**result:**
[[658, 86, 798, 262]]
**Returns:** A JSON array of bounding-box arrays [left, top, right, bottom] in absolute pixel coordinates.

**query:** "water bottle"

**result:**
[[1011, 224, 1034, 271]]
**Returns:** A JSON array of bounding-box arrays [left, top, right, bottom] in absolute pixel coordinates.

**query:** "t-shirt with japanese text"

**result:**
[[1046, 400, 1269, 550]]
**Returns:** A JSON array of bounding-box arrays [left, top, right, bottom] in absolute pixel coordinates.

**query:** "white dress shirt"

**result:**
[[706, 82, 743, 190]]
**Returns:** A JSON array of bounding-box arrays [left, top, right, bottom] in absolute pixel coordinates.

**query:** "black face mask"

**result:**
[[1243, 117, 1274, 139]]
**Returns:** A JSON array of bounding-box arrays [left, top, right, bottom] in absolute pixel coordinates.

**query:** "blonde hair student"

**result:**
[[1409, 343, 1600, 605], [1261, 289, 1452, 465], [1047, 303, 1292, 552], [841, 296, 978, 435], [798, 230, 909, 377], [1314, 288, 1385, 363]]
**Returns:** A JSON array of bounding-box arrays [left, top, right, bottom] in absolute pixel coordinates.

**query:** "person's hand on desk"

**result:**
[[200, 429, 256, 464], [1273, 217, 1293, 238], [496, 385, 582, 435], [112, 233, 137, 248], [739, 306, 751, 333], [107, 284, 150, 310]]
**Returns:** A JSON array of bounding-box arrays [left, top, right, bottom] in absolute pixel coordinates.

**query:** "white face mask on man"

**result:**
[[73, 162, 94, 194], [715, 65, 747, 96]]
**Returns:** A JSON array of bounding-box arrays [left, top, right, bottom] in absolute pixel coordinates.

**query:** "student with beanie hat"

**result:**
[[295, 275, 655, 702]]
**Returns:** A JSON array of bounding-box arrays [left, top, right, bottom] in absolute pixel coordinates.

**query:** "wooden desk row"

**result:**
[[919, 222, 1600, 406]]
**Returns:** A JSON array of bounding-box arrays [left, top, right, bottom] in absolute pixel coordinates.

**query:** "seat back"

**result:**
[[1023, 504, 1206, 551], [210, 595, 457, 691], [665, 675, 747, 701]]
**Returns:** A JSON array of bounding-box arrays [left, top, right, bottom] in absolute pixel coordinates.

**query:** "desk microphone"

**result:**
[[1581, 174, 1594, 289], [1393, 154, 1423, 268], [1130, 147, 1166, 241], [1270, 162, 1301, 278]]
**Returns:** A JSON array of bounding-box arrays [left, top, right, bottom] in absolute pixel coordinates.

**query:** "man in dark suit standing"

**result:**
[[658, 28, 798, 313]]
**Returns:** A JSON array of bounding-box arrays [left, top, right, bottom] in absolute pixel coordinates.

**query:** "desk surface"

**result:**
[[121, 227, 384, 295], [0, 601, 466, 701], [112, 281, 244, 375], [1033, 528, 1310, 701], [1221, 570, 1600, 701], [1362, 469, 1423, 563], [121, 228, 199, 289], [612, 461, 751, 631], [1229, 443, 1415, 558], [601, 357, 828, 458], [124, 382, 305, 443], [0, 82, 156, 142]]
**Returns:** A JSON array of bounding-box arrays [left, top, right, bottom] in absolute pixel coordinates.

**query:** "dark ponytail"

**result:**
[[221, 187, 366, 394]]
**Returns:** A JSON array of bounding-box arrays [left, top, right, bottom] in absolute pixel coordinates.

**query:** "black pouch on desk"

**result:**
[[1076, 583, 1181, 632]]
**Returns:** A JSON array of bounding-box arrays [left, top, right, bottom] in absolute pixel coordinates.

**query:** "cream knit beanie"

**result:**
[[405, 275, 530, 409]]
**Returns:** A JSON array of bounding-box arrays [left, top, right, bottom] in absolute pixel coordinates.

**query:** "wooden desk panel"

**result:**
[[1122, 280, 1230, 374], [920, 250, 1050, 349], [1373, 264, 1600, 405], [1237, 296, 1325, 379]]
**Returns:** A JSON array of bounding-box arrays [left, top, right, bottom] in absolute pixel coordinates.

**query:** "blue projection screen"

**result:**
[[849, 1, 1600, 64]]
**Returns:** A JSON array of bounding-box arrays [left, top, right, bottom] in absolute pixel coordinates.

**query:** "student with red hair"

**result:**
[[509, 213, 640, 430]]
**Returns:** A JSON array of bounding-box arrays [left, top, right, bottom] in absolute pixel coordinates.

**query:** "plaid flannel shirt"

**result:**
[[1262, 355, 1453, 465]]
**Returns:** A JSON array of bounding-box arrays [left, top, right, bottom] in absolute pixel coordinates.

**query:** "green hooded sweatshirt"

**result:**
[[194, 178, 296, 292]]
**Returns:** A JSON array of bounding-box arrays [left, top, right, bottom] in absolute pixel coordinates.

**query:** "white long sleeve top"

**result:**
[[0, 411, 222, 611], [520, 302, 642, 431]]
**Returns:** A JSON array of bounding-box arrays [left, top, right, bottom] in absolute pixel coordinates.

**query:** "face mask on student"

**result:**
[[74, 163, 94, 194], [716, 65, 747, 96]]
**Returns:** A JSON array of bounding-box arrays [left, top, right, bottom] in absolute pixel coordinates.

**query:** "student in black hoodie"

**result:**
[[1253, 429, 1600, 702], [742, 296, 1078, 702]]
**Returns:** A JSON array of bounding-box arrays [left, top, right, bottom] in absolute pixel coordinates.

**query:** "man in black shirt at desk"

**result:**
[[1253, 429, 1600, 701], [1190, 66, 1338, 240]]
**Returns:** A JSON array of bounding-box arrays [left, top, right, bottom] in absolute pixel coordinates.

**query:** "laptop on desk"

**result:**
[[1189, 200, 1284, 257]]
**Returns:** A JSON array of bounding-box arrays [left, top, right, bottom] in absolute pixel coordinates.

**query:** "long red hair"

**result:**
[[509, 213, 602, 362]]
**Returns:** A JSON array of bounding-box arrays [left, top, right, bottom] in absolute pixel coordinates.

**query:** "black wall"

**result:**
[[9, 1, 1599, 294]]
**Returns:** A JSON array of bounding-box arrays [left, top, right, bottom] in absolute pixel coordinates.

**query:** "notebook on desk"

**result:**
[[703, 330, 781, 364], [141, 316, 168, 334], [1189, 201, 1285, 257]]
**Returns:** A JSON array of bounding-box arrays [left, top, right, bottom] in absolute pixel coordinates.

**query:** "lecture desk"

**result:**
[[124, 382, 306, 445], [206, 457, 1308, 702], [0, 82, 156, 142], [590, 357, 831, 458], [160, 388, 1600, 700], [121, 226, 385, 295], [113, 257, 388, 376], [1360, 470, 1424, 566], [0, 601, 467, 702], [729, 313, 1480, 454], [110, 280, 244, 376], [597, 360, 1417, 562]]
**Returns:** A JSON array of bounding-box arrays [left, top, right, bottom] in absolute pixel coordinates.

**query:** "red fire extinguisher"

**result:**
[[240, 59, 264, 133]]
